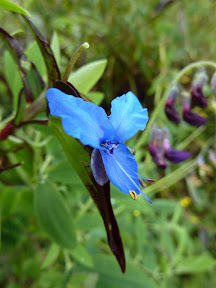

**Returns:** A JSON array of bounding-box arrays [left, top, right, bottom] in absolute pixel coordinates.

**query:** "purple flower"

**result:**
[[165, 86, 181, 124], [183, 102, 208, 127], [149, 140, 168, 168], [191, 71, 208, 108], [163, 138, 190, 164], [162, 130, 190, 163], [149, 128, 190, 167], [191, 82, 207, 108], [46, 88, 153, 203]]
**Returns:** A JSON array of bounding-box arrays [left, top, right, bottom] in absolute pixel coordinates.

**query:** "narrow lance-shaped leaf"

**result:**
[[21, 16, 61, 86], [34, 181, 76, 249], [68, 59, 108, 94], [48, 81, 126, 273], [0, 27, 45, 102], [13, 88, 26, 125], [50, 31, 61, 69], [0, 0, 30, 17], [0, 74, 13, 100]]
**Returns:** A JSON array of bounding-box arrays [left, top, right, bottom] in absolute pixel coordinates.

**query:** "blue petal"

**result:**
[[100, 143, 152, 203], [109, 91, 149, 142], [91, 149, 109, 186], [46, 88, 114, 149]]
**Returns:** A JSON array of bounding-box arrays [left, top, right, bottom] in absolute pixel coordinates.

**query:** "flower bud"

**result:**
[[191, 71, 208, 108], [183, 101, 208, 127], [165, 86, 181, 124], [162, 128, 190, 164], [164, 148, 190, 164], [191, 82, 207, 108], [149, 128, 167, 168]]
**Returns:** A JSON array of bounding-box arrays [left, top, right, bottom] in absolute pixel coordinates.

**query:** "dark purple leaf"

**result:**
[[0, 121, 15, 141], [21, 16, 61, 86]]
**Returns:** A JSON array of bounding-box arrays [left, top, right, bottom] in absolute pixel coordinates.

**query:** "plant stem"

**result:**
[[62, 42, 90, 82]]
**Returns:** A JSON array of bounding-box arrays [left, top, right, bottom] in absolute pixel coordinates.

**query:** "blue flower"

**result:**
[[46, 88, 153, 204]]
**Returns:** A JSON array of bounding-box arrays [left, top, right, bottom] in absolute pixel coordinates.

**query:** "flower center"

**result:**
[[101, 140, 120, 154]]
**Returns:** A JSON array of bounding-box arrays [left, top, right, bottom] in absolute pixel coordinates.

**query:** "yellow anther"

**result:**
[[139, 178, 146, 188], [129, 190, 137, 200], [146, 178, 156, 183]]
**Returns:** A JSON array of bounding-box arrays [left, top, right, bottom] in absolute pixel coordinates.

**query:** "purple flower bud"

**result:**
[[183, 103, 208, 127], [149, 141, 168, 169], [164, 148, 190, 164], [191, 82, 207, 108], [162, 131, 190, 164], [165, 87, 181, 124], [211, 72, 216, 96]]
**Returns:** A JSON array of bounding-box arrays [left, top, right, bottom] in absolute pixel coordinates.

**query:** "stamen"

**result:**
[[100, 140, 120, 154], [129, 190, 138, 200], [139, 178, 146, 188], [138, 175, 157, 184], [146, 178, 157, 183]]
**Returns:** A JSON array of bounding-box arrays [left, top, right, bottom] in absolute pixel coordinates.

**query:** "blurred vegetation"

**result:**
[[0, 0, 216, 287]]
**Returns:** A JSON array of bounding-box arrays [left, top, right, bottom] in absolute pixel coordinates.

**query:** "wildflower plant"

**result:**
[[1, 3, 216, 287]]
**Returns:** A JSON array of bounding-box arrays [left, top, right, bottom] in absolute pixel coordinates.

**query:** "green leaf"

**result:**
[[153, 199, 178, 214], [22, 16, 61, 86], [70, 244, 93, 268], [68, 59, 107, 94], [0, 28, 45, 103], [34, 181, 76, 249], [4, 50, 22, 110], [41, 243, 60, 269], [0, 185, 22, 218], [175, 252, 216, 274], [0, 0, 30, 17], [48, 159, 85, 187], [13, 89, 26, 125], [87, 91, 105, 105], [51, 31, 61, 69], [25, 41, 46, 77], [92, 254, 157, 288]]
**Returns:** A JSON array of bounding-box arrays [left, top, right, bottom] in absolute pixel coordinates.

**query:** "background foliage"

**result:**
[[0, 1, 216, 287]]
